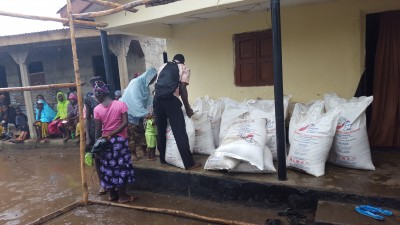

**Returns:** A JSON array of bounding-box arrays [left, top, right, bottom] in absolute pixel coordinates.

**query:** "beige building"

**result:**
[[91, 0, 400, 148]]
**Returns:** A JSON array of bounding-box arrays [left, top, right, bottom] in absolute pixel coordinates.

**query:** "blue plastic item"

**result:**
[[355, 206, 384, 221], [362, 205, 393, 216]]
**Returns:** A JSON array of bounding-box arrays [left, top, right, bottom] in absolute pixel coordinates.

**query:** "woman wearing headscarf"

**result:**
[[33, 99, 56, 142], [120, 67, 157, 160], [62, 92, 79, 142], [51, 92, 69, 139], [93, 81, 136, 203]]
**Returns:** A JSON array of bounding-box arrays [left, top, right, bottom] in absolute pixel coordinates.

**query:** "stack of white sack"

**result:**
[[287, 100, 340, 177], [165, 112, 195, 169], [246, 96, 291, 161], [191, 112, 215, 155], [205, 100, 276, 173], [192, 95, 224, 147], [324, 93, 375, 170]]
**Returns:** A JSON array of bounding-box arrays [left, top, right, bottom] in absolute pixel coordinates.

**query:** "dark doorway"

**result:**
[[0, 65, 10, 105], [92, 54, 121, 90], [356, 13, 380, 127], [359, 11, 400, 148]]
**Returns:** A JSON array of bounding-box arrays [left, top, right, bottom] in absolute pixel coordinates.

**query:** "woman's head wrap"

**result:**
[[93, 81, 109, 96], [68, 92, 78, 100]]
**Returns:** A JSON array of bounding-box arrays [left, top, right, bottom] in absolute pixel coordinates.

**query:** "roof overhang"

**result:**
[[97, 0, 333, 38]]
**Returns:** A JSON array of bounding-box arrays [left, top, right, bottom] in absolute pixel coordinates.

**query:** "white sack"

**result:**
[[324, 93, 375, 170], [229, 146, 276, 173], [288, 100, 324, 146], [217, 112, 267, 170], [192, 96, 224, 147], [208, 98, 224, 147], [192, 112, 215, 155], [287, 101, 340, 177], [204, 152, 240, 170], [165, 115, 195, 169], [218, 101, 249, 145], [247, 96, 291, 161]]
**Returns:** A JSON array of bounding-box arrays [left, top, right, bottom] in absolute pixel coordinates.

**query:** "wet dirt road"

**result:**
[[0, 148, 302, 225]]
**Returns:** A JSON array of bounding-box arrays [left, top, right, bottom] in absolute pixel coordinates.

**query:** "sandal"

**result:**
[[118, 195, 138, 204], [98, 187, 107, 195], [278, 208, 306, 218], [287, 215, 307, 225]]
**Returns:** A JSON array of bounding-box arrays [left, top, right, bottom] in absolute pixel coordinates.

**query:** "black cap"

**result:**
[[173, 54, 185, 64]]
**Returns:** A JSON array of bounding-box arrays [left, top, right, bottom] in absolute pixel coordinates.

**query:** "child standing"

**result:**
[[145, 113, 157, 161]]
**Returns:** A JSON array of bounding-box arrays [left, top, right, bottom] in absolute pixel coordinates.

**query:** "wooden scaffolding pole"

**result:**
[[0, 82, 83, 92], [83, 0, 138, 13], [73, 0, 151, 19], [26, 201, 82, 225], [90, 200, 258, 225], [0, 10, 107, 27], [66, 0, 89, 205]]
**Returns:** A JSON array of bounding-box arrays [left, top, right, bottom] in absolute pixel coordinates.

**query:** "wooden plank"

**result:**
[[0, 10, 108, 27], [0, 82, 84, 92], [83, 0, 138, 13], [73, 0, 151, 19]]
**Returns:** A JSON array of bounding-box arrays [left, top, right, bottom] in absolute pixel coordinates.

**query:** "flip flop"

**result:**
[[355, 206, 384, 221], [361, 205, 393, 216], [278, 208, 306, 218], [118, 195, 138, 204], [98, 187, 107, 195]]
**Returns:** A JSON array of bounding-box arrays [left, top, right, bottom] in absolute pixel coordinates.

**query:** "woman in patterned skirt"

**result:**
[[93, 81, 136, 203]]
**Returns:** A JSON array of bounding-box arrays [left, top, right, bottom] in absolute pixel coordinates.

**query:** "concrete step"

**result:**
[[314, 201, 400, 225]]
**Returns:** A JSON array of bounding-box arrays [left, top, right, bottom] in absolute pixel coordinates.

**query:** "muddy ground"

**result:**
[[0, 148, 314, 225]]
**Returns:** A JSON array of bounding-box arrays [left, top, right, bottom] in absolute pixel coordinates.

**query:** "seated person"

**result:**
[[50, 92, 69, 139], [33, 100, 55, 142], [10, 107, 29, 143], [63, 92, 79, 142], [0, 104, 10, 140]]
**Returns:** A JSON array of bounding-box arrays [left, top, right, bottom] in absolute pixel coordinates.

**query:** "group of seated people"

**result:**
[[0, 88, 123, 143], [0, 94, 29, 143], [34, 92, 80, 143]]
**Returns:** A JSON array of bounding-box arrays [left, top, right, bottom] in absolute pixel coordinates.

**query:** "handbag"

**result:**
[[91, 137, 111, 154]]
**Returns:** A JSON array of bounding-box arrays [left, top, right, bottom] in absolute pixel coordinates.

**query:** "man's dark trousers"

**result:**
[[153, 96, 195, 169]]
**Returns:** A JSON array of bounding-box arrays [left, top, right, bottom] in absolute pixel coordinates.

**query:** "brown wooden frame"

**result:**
[[234, 30, 274, 87]]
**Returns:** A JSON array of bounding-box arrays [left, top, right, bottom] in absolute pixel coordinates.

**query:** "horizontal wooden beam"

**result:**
[[73, 0, 151, 19], [0, 10, 108, 27], [82, 0, 138, 13], [0, 82, 85, 92]]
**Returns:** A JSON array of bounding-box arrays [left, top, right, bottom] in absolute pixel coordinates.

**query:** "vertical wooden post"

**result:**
[[66, 0, 89, 204]]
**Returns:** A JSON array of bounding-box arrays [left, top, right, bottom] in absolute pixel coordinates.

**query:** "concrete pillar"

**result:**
[[137, 37, 166, 70], [109, 36, 131, 92], [9, 50, 36, 138]]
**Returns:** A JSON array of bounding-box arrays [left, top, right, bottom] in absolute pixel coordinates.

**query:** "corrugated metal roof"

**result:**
[[0, 28, 70, 38]]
